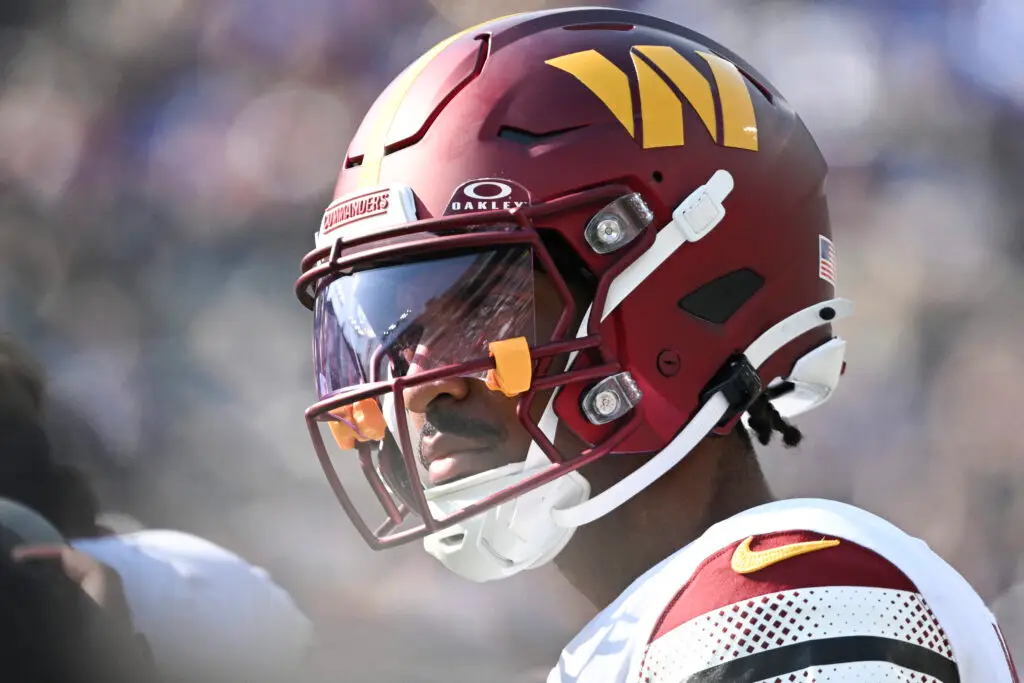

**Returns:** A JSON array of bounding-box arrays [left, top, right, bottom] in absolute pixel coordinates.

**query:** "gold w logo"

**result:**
[[545, 46, 758, 151]]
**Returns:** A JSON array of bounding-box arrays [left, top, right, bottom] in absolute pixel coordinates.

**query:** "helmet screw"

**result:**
[[657, 349, 681, 377], [595, 218, 622, 245], [592, 389, 620, 417], [581, 372, 642, 425]]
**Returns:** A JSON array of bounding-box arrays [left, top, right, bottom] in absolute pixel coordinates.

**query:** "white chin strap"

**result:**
[[423, 298, 851, 581], [421, 170, 852, 582], [552, 297, 851, 529]]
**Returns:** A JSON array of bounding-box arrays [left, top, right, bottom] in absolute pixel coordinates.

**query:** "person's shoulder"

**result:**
[[78, 528, 240, 557], [72, 528, 309, 621], [73, 530, 314, 682], [637, 498, 965, 683], [553, 501, 1021, 683]]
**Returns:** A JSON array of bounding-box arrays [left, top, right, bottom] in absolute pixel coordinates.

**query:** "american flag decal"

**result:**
[[819, 235, 836, 286]]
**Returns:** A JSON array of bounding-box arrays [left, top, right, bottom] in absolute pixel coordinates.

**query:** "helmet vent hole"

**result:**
[[736, 65, 774, 105], [704, 49, 775, 105], [678, 269, 764, 324], [438, 533, 465, 547], [497, 124, 588, 146], [652, 170, 663, 183]]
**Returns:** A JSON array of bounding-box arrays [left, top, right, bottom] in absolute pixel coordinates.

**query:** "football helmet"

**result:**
[[295, 8, 850, 582]]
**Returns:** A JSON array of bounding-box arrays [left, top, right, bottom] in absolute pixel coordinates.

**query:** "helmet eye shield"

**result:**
[[313, 245, 537, 395], [312, 243, 542, 519]]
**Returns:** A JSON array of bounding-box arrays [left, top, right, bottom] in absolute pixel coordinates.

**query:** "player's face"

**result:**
[[402, 267, 567, 486], [313, 245, 582, 489]]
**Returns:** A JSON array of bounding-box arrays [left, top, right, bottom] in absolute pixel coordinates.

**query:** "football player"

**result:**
[[294, 8, 1019, 681]]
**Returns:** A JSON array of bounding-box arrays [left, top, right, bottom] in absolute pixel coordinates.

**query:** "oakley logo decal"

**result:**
[[462, 180, 514, 200], [444, 178, 531, 215]]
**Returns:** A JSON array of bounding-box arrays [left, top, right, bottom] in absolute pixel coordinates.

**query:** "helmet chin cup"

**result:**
[[423, 466, 589, 582]]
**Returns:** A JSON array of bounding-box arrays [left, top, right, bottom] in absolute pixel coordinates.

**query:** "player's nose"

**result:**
[[403, 376, 470, 414], [402, 345, 470, 414]]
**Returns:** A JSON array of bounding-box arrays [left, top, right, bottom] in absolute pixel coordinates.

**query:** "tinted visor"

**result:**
[[313, 246, 536, 397]]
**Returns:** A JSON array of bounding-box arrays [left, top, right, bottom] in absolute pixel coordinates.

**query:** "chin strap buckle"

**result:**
[[699, 355, 763, 429]]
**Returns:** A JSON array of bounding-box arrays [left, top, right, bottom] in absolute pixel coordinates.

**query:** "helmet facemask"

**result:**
[[297, 185, 650, 565]]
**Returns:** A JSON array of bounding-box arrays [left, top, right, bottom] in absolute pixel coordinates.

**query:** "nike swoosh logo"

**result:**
[[730, 535, 840, 575]]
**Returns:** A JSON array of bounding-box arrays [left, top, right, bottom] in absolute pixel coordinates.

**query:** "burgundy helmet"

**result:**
[[296, 8, 850, 581]]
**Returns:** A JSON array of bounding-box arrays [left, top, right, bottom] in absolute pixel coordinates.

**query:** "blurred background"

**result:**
[[2, 0, 1024, 679]]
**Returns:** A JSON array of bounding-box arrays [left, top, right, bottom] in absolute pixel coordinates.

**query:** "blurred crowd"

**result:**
[[2, 0, 1024, 680]]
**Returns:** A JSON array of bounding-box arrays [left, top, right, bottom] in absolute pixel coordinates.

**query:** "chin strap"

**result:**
[[422, 298, 852, 582], [550, 297, 852, 529]]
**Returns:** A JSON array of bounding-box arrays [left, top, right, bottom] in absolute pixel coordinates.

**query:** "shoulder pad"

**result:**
[[640, 530, 959, 682]]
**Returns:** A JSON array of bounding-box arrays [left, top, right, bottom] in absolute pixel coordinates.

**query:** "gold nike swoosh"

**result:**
[[730, 535, 841, 575]]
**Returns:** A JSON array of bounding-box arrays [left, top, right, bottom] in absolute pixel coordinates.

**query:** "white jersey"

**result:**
[[72, 530, 313, 683], [549, 498, 1019, 683]]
